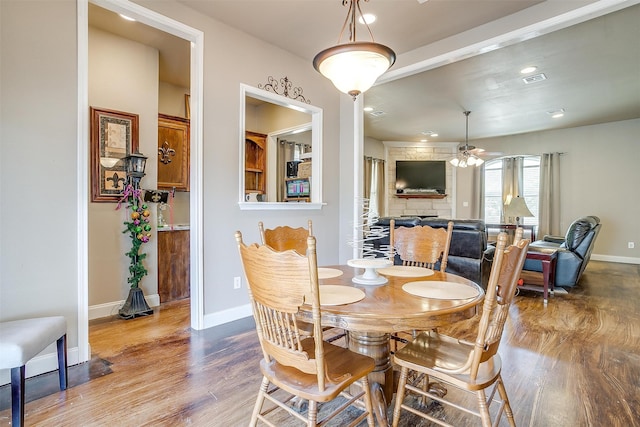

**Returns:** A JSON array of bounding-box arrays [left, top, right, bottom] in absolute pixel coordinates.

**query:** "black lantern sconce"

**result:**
[[123, 151, 147, 188]]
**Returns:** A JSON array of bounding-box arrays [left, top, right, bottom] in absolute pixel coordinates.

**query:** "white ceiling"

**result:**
[[90, 0, 640, 144]]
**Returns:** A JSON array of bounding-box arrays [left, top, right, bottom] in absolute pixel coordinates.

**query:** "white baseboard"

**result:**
[[203, 303, 252, 329], [0, 346, 81, 387], [591, 254, 640, 265], [89, 293, 160, 320]]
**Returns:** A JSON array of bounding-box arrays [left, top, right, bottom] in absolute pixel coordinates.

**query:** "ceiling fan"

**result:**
[[450, 111, 501, 167]]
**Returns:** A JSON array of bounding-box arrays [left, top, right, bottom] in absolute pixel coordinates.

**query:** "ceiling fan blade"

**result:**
[[465, 147, 504, 157]]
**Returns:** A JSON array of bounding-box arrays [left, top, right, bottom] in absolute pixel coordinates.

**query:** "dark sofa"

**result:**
[[367, 217, 494, 288]]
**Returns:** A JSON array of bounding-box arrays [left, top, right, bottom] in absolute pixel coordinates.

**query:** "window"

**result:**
[[484, 161, 503, 224], [483, 156, 540, 226]]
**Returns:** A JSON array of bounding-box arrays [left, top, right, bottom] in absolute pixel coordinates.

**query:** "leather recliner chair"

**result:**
[[522, 215, 601, 287]]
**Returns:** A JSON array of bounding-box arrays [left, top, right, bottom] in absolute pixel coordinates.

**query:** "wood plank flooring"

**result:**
[[1, 260, 639, 426]]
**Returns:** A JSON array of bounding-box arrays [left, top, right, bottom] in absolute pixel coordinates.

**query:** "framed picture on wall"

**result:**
[[90, 107, 139, 202]]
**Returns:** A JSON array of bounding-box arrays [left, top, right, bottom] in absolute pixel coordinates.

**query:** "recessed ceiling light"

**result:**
[[363, 106, 374, 112], [520, 66, 537, 74], [421, 131, 438, 137], [420, 139, 428, 142], [358, 14, 376, 25], [119, 14, 136, 22]]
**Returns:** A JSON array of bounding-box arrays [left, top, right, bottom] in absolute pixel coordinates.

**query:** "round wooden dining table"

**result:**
[[298, 264, 484, 427]]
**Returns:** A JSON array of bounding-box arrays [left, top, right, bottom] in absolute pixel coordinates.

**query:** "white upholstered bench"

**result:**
[[0, 316, 68, 427]]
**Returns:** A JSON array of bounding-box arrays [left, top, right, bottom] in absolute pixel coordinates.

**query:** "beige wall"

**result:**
[[459, 118, 640, 260], [1, 0, 80, 374], [364, 136, 385, 160], [253, 102, 311, 134], [159, 81, 190, 119]]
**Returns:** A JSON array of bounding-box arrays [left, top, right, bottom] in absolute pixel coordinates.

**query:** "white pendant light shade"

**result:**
[[314, 42, 395, 99], [313, 0, 395, 100]]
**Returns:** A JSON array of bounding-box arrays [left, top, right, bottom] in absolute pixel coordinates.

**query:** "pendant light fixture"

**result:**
[[313, 0, 396, 100], [450, 111, 484, 168]]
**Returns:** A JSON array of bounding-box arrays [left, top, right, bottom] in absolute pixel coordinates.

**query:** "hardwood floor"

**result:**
[[1, 260, 639, 426]]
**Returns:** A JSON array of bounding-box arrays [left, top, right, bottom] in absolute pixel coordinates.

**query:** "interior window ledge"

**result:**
[[238, 202, 325, 211]]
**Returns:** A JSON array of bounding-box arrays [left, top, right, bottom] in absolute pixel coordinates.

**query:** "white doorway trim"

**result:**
[[78, 0, 204, 362]]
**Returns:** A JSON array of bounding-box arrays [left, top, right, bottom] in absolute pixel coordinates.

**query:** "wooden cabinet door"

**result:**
[[158, 114, 190, 191], [158, 230, 190, 303]]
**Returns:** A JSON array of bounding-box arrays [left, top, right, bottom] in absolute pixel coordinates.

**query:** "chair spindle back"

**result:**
[[235, 231, 327, 388], [390, 219, 454, 271]]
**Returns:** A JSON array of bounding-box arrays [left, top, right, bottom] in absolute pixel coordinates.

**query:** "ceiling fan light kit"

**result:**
[[450, 111, 484, 168], [313, 0, 395, 100]]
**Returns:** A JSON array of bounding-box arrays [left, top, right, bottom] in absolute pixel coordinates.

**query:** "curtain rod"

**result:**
[[365, 156, 385, 161]]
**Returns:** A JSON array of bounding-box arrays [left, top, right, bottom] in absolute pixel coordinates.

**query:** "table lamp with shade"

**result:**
[[504, 196, 534, 226]]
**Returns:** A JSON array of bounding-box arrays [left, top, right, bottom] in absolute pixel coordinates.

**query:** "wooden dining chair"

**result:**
[[389, 219, 454, 270], [391, 232, 529, 427], [258, 220, 346, 344], [389, 219, 454, 350], [258, 220, 313, 254], [235, 231, 376, 427]]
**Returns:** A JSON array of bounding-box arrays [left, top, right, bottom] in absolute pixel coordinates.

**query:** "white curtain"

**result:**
[[364, 157, 385, 219], [471, 165, 484, 219], [538, 152, 562, 237]]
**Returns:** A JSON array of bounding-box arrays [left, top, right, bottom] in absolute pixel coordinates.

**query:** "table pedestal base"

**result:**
[[348, 331, 393, 426]]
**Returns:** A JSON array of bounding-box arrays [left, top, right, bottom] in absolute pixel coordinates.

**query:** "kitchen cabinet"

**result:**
[[158, 114, 190, 191], [158, 229, 190, 303]]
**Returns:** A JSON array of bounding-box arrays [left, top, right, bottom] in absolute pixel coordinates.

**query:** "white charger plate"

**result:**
[[402, 281, 479, 300], [378, 265, 434, 278], [317, 267, 344, 279], [319, 285, 365, 306]]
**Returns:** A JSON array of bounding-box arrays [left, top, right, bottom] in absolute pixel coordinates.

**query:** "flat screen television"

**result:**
[[395, 160, 446, 194], [286, 178, 310, 198]]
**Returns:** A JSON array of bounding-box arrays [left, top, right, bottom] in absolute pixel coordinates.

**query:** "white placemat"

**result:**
[[378, 266, 434, 278], [318, 267, 344, 279], [319, 285, 365, 306], [402, 281, 479, 300]]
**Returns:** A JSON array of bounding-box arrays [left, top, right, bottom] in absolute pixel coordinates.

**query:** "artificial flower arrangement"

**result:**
[[117, 185, 152, 288]]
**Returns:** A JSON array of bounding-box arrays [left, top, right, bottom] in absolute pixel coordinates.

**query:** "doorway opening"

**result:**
[[78, 0, 204, 363]]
